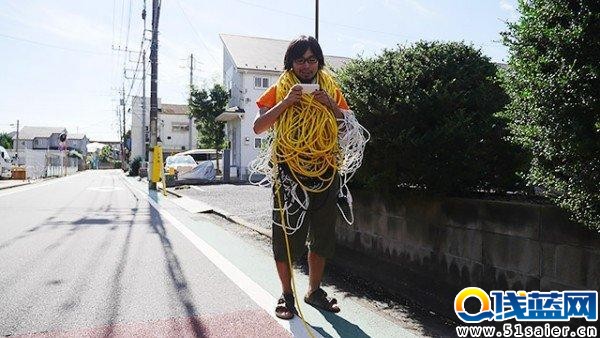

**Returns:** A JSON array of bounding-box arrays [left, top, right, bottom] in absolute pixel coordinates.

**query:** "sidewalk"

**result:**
[[161, 179, 459, 337], [165, 182, 272, 237], [128, 176, 425, 337], [0, 179, 33, 190], [0, 174, 79, 191]]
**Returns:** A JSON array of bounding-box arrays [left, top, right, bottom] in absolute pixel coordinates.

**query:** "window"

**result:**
[[254, 77, 269, 89], [254, 138, 263, 149], [172, 123, 189, 132]]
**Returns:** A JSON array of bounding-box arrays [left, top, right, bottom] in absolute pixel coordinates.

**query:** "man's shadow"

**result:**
[[312, 310, 370, 338]]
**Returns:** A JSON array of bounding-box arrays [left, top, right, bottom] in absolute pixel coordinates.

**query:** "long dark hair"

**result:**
[[283, 35, 325, 70]]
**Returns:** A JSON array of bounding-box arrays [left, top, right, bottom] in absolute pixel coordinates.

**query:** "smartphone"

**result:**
[[299, 83, 320, 94]]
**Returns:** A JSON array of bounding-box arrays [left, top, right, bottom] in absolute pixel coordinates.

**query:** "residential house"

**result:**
[[130, 96, 197, 161], [66, 133, 89, 156], [11, 126, 88, 176], [13, 126, 67, 151], [216, 34, 351, 180]]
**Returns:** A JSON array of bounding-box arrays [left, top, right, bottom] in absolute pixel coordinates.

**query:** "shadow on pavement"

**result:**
[[293, 248, 458, 337], [320, 310, 370, 338], [146, 189, 208, 337]]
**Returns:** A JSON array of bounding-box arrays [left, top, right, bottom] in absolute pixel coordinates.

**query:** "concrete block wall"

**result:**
[[335, 190, 600, 298]]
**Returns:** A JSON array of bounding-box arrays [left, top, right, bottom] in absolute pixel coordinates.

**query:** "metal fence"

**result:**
[[8, 149, 79, 179]]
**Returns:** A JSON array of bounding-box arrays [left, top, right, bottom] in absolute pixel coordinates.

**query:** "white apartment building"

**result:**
[[216, 34, 350, 180]]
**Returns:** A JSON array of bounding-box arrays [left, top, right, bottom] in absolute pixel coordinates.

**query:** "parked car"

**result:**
[[164, 155, 196, 175], [176, 149, 223, 174], [178, 161, 216, 181], [0, 146, 12, 179]]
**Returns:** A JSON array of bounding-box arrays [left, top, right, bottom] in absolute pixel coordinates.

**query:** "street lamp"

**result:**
[[9, 120, 19, 163]]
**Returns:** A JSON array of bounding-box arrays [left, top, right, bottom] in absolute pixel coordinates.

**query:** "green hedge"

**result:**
[[129, 156, 142, 177], [500, 0, 600, 230], [338, 41, 526, 194]]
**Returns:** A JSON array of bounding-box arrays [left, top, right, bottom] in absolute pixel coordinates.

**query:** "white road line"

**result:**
[[121, 177, 323, 338]]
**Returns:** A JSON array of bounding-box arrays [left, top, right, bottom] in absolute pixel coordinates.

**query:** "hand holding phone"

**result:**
[[299, 83, 320, 94]]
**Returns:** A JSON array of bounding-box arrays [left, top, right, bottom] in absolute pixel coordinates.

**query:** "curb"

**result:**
[[0, 174, 79, 191], [166, 186, 272, 239], [0, 181, 32, 190]]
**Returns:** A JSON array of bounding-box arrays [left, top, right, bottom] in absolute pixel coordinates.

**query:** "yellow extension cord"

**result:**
[[273, 70, 341, 193], [275, 179, 315, 338], [271, 69, 343, 337]]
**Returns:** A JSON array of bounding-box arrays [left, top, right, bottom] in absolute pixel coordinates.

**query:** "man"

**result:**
[[254, 35, 349, 320]]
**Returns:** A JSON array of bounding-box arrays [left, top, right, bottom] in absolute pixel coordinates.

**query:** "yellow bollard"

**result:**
[[151, 145, 164, 183], [150, 145, 167, 196]]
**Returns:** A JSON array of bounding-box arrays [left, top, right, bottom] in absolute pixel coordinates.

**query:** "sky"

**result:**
[[0, 0, 519, 142]]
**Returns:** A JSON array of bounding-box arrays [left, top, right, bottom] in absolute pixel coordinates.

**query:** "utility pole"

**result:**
[[142, 0, 148, 161], [188, 53, 194, 151], [315, 0, 319, 41], [122, 82, 127, 170], [15, 119, 19, 164], [120, 82, 127, 170], [142, 49, 147, 161], [149, 0, 161, 190]]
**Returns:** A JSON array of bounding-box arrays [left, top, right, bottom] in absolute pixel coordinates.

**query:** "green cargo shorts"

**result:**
[[272, 175, 340, 262]]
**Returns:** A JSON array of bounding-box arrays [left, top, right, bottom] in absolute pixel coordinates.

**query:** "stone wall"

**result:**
[[335, 190, 600, 301]]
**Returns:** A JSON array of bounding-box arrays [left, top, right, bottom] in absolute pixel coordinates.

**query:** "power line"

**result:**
[[118, 0, 125, 49], [124, 0, 133, 53], [175, 0, 219, 66], [123, 44, 149, 107], [231, 0, 418, 40], [111, 0, 117, 48], [0, 33, 111, 56], [232, 0, 506, 49]]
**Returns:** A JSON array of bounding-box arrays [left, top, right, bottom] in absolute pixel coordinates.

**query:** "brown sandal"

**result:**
[[304, 288, 340, 313], [275, 293, 296, 320]]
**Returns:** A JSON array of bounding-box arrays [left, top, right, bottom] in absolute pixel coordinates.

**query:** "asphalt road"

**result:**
[[0, 171, 289, 337], [0, 170, 425, 337]]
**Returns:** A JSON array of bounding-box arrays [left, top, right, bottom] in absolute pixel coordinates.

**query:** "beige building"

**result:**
[[130, 96, 197, 160]]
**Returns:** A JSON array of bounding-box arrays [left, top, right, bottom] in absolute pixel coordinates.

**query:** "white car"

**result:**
[[0, 146, 12, 179], [177, 149, 223, 174], [178, 161, 216, 181], [164, 155, 196, 175]]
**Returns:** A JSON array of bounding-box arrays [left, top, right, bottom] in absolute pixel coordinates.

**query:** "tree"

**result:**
[[338, 41, 526, 194], [123, 129, 131, 162], [500, 0, 600, 230], [0, 133, 13, 149], [189, 84, 230, 170], [98, 145, 113, 162]]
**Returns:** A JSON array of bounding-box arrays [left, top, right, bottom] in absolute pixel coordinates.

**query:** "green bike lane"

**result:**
[[122, 174, 418, 338]]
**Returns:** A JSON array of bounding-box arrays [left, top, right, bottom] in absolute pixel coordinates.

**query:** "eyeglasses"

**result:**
[[293, 56, 318, 65]]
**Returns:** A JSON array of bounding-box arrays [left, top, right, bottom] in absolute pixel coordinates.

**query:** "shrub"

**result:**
[[129, 156, 142, 177], [500, 0, 600, 230], [338, 41, 526, 194]]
